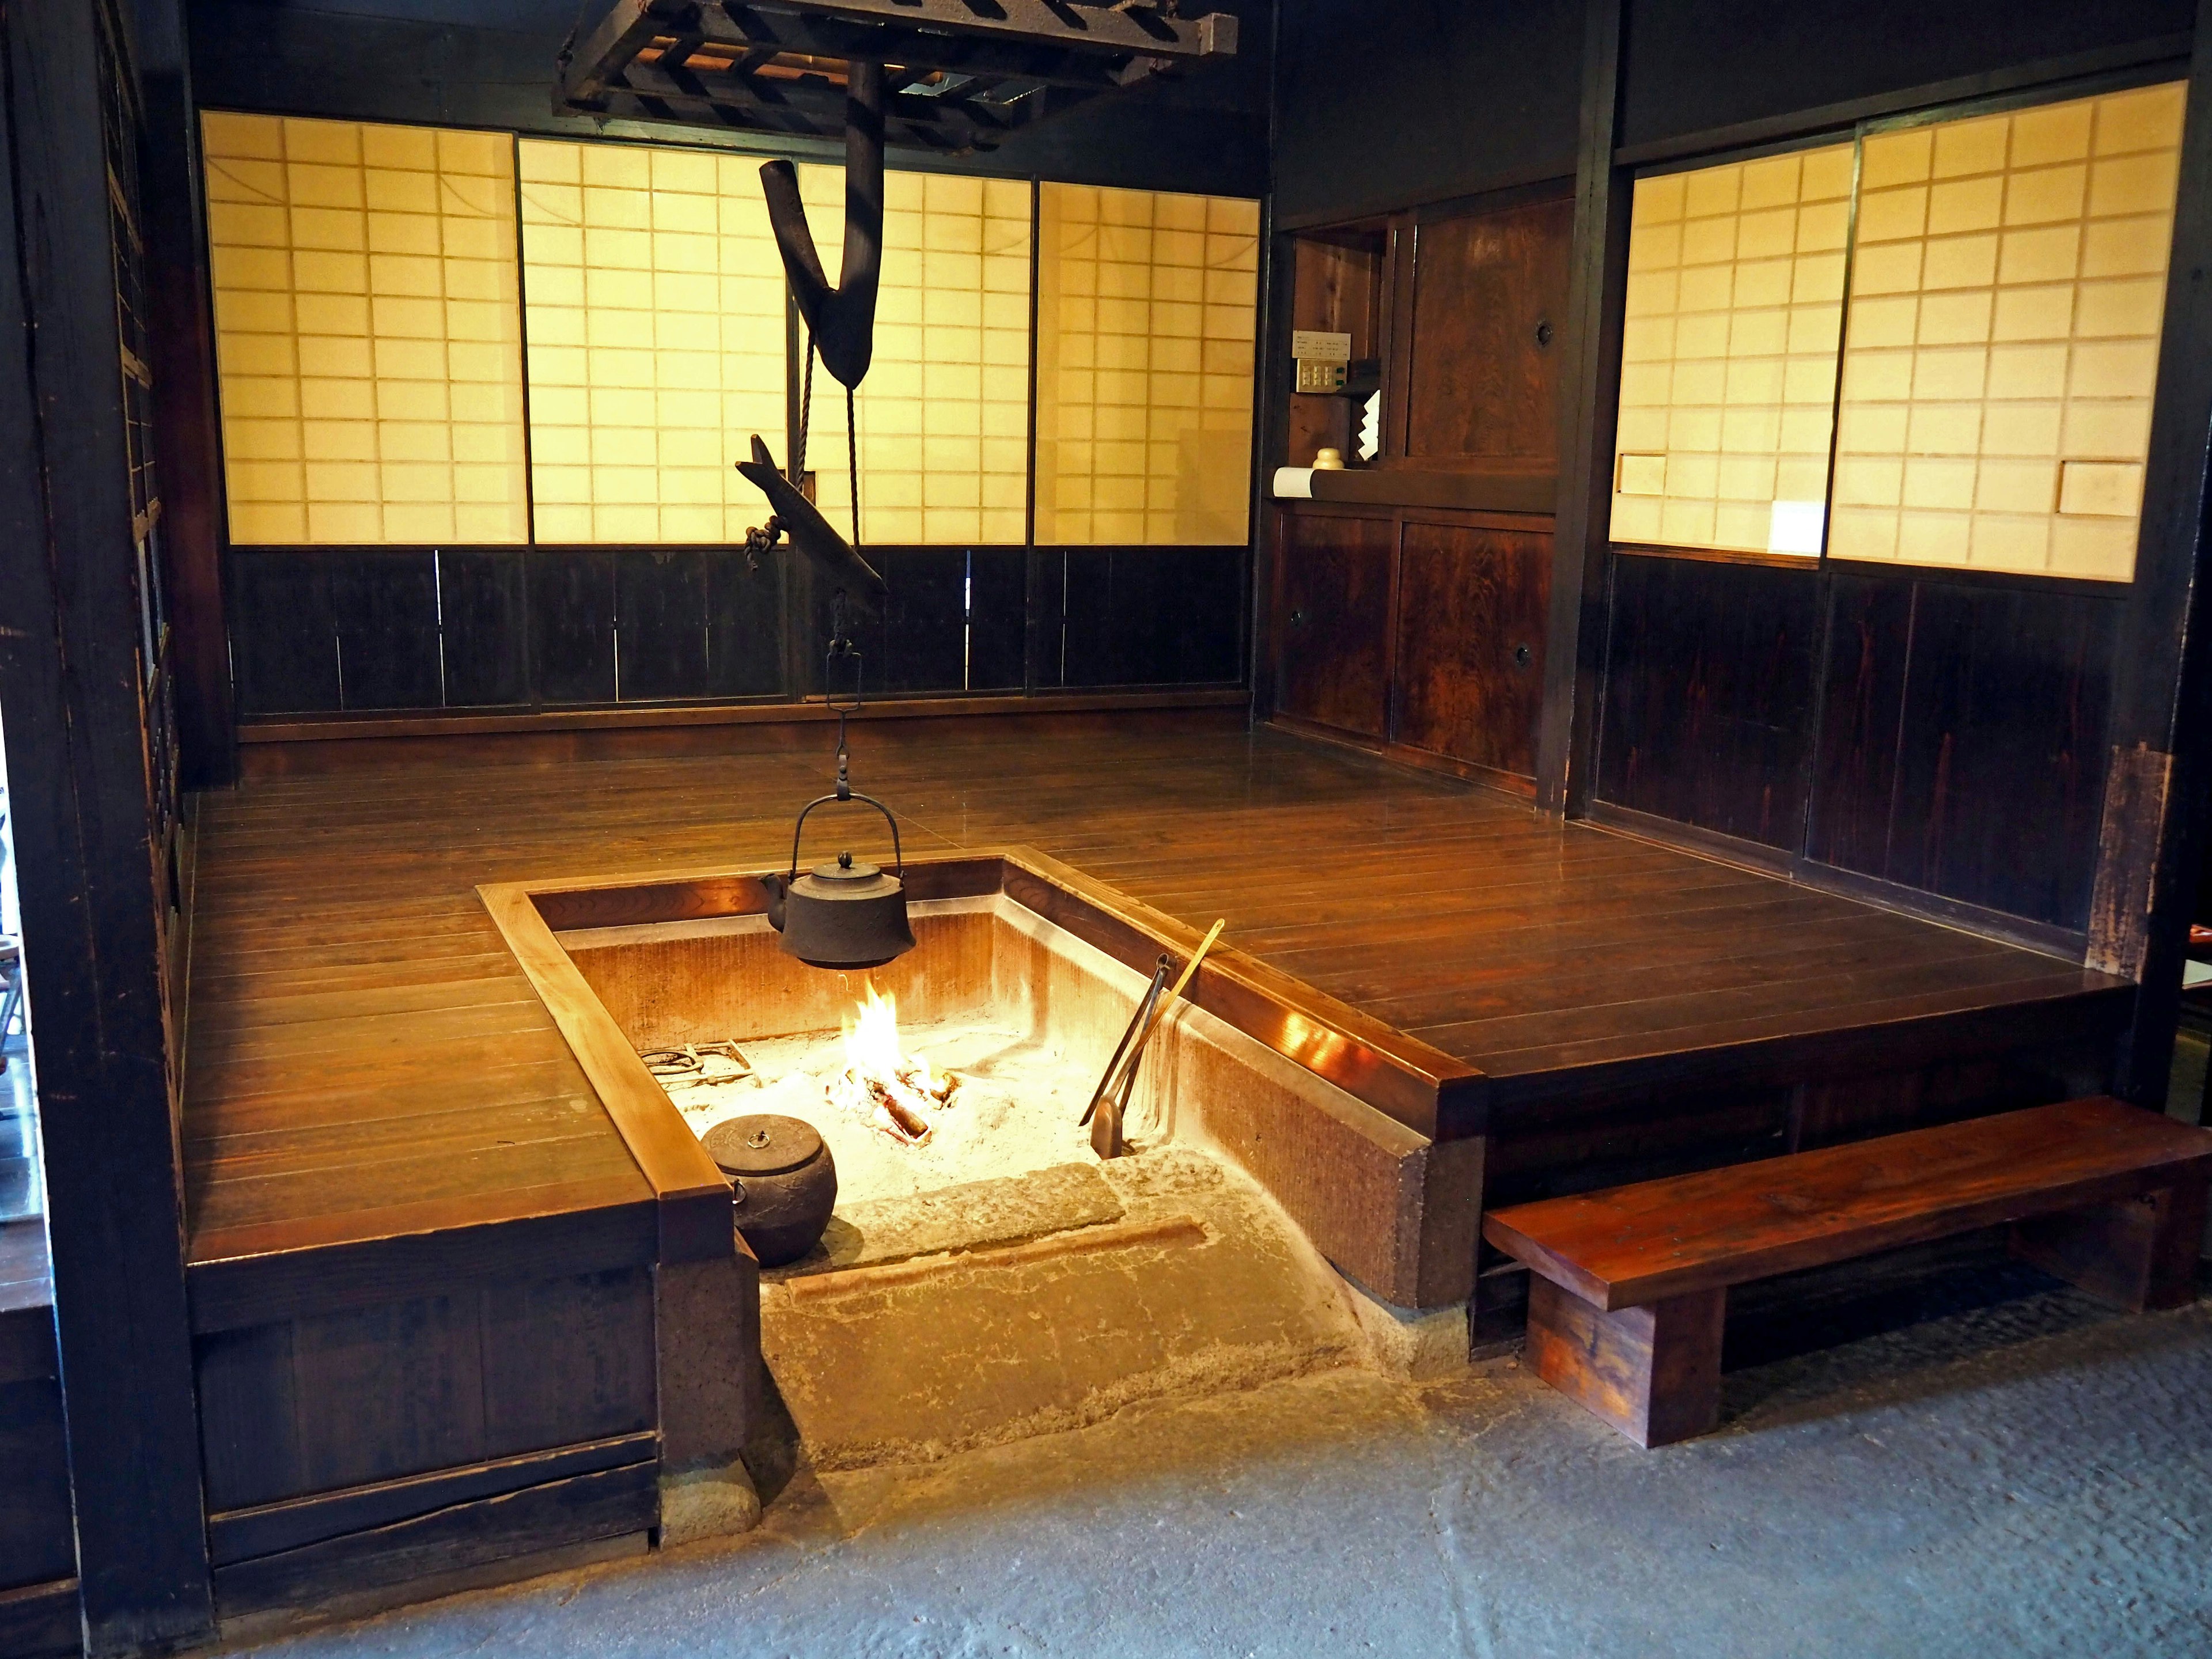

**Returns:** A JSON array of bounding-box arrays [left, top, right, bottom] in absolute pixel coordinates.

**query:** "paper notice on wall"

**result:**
[[1768, 499, 1825, 556]]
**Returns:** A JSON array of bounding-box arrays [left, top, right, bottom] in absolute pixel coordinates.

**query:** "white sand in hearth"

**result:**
[[669, 1018, 1125, 1205]]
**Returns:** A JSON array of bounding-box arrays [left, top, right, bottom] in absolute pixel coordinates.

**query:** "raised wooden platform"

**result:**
[[184, 713, 2130, 1268], [175, 713, 2133, 1595]]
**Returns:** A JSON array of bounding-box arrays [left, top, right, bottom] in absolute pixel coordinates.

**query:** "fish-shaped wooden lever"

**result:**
[[735, 435, 886, 599]]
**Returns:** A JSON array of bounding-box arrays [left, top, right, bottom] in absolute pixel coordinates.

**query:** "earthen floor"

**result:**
[[211, 1264, 2212, 1658]]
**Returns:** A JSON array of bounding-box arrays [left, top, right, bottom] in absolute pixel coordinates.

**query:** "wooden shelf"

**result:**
[[1278, 468, 1558, 516]]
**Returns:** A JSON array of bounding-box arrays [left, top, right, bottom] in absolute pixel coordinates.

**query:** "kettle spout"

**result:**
[[760, 872, 787, 932]]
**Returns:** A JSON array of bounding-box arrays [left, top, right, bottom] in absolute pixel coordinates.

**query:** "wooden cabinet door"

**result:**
[[1275, 511, 1395, 740], [1393, 522, 1551, 778], [1401, 196, 1573, 469]]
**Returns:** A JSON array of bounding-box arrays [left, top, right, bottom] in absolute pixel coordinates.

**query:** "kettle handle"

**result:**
[[786, 790, 904, 883]]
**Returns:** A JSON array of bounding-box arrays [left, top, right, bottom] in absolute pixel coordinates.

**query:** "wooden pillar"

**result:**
[[2092, 0, 2212, 1107], [0, 0, 215, 1647], [134, 0, 238, 789], [1535, 0, 1631, 817]]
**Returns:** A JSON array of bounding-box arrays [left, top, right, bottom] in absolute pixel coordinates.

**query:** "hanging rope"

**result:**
[[846, 384, 861, 550], [793, 328, 816, 486]]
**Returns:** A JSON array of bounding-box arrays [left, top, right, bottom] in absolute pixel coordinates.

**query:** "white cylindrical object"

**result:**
[[1271, 466, 1315, 499]]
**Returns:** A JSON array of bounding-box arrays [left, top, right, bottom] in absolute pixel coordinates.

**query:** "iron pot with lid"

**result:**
[[703, 1113, 838, 1267], [760, 791, 916, 971]]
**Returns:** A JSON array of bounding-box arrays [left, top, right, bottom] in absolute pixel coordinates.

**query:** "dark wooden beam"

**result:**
[[1612, 31, 2194, 167], [1535, 0, 1631, 816], [2092, 0, 2212, 1108], [0, 0, 214, 1647], [134, 0, 236, 788]]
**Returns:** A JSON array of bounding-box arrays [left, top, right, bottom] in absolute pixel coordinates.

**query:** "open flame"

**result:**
[[827, 983, 957, 1145]]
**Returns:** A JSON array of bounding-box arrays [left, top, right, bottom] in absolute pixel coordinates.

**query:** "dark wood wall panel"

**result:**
[[438, 549, 530, 709], [877, 548, 970, 695], [232, 544, 1207, 714], [1275, 514, 1394, 737], [1619, 0, 2192, 151], [1060, 547, 1245, 689], [614, 549, 785, 703], [969, 548, 1028, 691], [332, 551, 441, 711], [229, 554, 339, 716], [1595, 553, 1820, 849], [1393, 522, 1551, 778], [531, 550, 618, 705], [1403, 196, 1573, 469], [194, 1267, 656, 1516], [1274, 0, 1583, 224], [1807, 574, 2119, 932], [613, 550, 714, 703]]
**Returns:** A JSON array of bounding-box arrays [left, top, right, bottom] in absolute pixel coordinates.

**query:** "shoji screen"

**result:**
[[1608, 144, 1855, 556], [1034, 184, 1260, 545], [793, 166, 1033, 546], [1828, 82, 2184, 580], [516, 139, 787, 543], [202, 113, 529, 544]]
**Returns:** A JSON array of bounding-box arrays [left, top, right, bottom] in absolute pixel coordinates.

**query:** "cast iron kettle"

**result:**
[[761, 789, 915, 970]]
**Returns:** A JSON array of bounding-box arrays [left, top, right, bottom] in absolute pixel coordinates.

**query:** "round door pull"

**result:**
[[1533, 319, 1554, 348], [1289, 608, 1308, 627], [1513, 643, 1533, 667]]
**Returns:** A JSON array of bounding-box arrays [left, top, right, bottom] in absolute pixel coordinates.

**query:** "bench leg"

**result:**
[[1525, 1278, 1725, 1448], [2009, 1173, 2207, 1313]]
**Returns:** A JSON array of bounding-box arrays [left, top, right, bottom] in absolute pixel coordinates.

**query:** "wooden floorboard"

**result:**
[[181, 718, 2127, 1264]]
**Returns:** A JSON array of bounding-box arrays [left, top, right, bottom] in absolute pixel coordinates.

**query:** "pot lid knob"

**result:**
[[808, 850, 883, 882]]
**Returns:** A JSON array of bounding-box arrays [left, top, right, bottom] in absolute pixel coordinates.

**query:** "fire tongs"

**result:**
[[1079, 919, 1227, 1158], [1081, 955, 1172, 1142]]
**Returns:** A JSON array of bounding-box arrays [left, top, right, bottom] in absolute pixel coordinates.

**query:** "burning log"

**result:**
[[828, 983, 958, 1145]]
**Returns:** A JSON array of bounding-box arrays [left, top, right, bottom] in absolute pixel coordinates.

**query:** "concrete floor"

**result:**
[[219, 1266, 2212, 1659]]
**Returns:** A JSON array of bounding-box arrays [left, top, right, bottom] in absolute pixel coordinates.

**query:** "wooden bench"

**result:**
[[1482, 1097, 2212, 1447]]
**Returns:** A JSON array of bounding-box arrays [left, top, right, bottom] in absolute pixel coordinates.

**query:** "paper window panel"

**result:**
[[203, 113, 529, 545], [517, 138, 788, 544], [1830, 82, 2183, 581], [1609, 143, 1855, 556], [1035, 184, 1259, 546], [790, 167, 1032, 546]]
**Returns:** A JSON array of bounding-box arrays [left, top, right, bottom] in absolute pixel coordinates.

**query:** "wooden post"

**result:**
[[0, 0, 215, 1647], [1524, 1278, 1726, 1448], [1536, 0, 1631, 817], [2093, 0, 2212, 1107], [135, 0, 238, 789]]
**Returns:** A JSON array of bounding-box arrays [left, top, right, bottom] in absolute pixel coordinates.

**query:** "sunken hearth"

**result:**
[[482, 850, 1487, 1469]]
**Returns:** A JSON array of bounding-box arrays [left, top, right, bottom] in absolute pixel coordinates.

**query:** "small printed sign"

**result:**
[[1290, 329, 1351, 363]]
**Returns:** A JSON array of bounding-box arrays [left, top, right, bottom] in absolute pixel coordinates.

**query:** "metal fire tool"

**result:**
[[1080, 919, 1226, 1158], [1081, 955, 1171, 1131]]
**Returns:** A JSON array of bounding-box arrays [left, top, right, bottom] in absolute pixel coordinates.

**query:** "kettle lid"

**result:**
[[796, 849, 901, 895]]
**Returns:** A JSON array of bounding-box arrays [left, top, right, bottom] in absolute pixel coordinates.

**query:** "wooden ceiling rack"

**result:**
[[555, 0, 1239, 153]]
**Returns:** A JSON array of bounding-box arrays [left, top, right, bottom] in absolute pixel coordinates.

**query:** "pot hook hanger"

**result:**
[[736, 58, 889, 600], [760, 58, 885, 392]]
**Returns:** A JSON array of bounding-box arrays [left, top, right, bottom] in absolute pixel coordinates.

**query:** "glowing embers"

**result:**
[[826, 984, 959, 1146]]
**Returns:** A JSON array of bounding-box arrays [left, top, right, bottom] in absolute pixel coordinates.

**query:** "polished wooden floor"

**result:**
[[183, 714, 2127, 1267]]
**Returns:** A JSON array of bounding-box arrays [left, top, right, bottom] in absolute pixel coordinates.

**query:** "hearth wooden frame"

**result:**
[[480, 846, 1488, 1309]]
